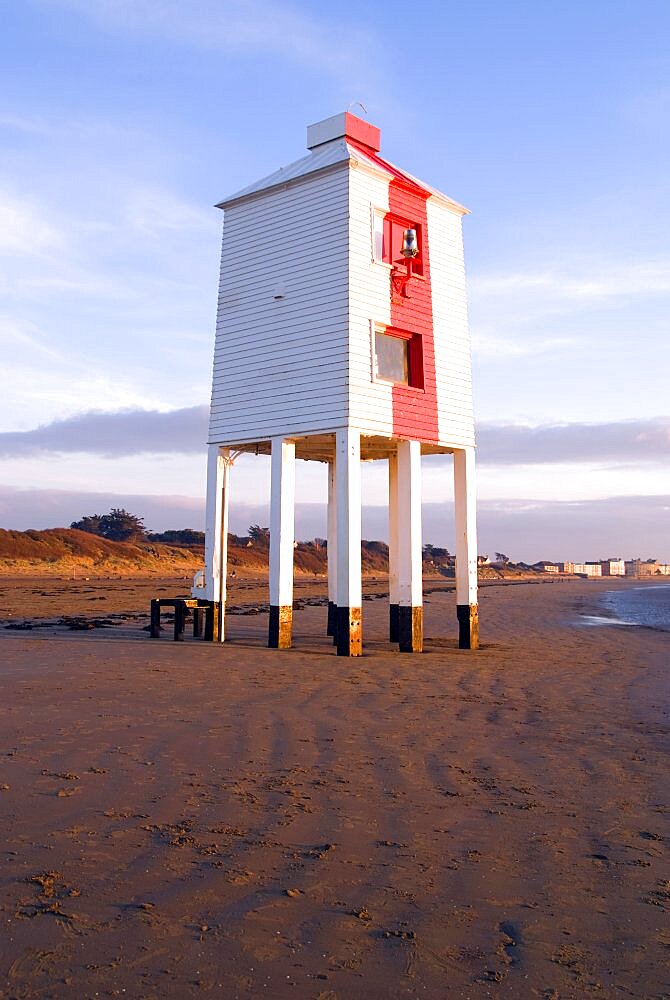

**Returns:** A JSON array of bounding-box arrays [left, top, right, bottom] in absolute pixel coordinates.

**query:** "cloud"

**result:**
[[0, 189, 65, 257], [0, 406, 210, 458], [0, 177, 218, 426], [0, 113, 56, 136], [468, 494, 670, 563], [471, 333, 575, 359], [1, 408, 668, 468], [468, 256, 670, 363], [0, 317, 178, 421], [0, 110, 137, 142], [0, 316, 64, 362], [0, 182, 214, 296], [122, 187, 213, 239], [41, 0, 371, 77], [0, 485, 205, 534], [470, 258, 670, 304], [477, 418, 670, 465], [0, 485, 667, 563]]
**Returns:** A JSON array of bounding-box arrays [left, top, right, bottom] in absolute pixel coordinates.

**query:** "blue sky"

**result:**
[[1, 0, 668, 559]]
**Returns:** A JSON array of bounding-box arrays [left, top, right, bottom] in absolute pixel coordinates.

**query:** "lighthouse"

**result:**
[[198, 112, 478, 655]]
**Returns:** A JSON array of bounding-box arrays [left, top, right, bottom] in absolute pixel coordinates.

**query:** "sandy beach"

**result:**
[[0, 578, 668, 999]]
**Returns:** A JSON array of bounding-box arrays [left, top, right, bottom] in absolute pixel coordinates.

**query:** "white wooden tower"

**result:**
[[199, 112, 479, 655]]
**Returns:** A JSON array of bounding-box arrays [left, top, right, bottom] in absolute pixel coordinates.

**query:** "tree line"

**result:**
[[70, 509, 271, 548], [72, 509, 508, 564]]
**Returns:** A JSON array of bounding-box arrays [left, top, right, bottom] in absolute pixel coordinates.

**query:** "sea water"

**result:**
[[595, 584, 670, 632]]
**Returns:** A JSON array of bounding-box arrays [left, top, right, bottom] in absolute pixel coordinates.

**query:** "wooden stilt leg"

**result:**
[[269, 437, 295, 649], [204, 602, 220, 642], [457, 604, 480, 649], [397, 439, 423, 652], [268, 605, 293, 648], [335, 428, 362, 656], [388, 449, 400, 642], [326, 457, 338, 640], [204, 444, 230, 642], [454, 447, 479, 650]]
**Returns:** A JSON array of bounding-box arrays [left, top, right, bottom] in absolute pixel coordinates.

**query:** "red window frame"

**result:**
[[375, 325, 424, 390], [382, 215, 424, 277]]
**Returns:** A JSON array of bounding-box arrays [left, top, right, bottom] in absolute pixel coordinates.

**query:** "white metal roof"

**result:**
[[217, 139, 469, 215], [216, 139, 350, 208]]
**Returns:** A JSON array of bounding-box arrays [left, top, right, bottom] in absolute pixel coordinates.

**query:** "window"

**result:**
[[372, 209, 386, 262], [373, 324, 424, 389], [372, 212, 424, 276], [375, 329, 408, 384]]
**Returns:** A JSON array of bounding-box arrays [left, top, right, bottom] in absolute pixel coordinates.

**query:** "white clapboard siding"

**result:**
[[347, 165, 393, 435], [426, 198, 476, 449], [209, 166, 350, 444]]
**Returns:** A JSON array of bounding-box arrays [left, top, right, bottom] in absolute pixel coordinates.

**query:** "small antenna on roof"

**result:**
[[348, 101, 368, 117]]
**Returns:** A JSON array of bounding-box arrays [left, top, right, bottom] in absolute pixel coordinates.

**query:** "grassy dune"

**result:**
[[0, 529, 390, 579], [0, 528, 206, 577], [0, 528, 529, 580]]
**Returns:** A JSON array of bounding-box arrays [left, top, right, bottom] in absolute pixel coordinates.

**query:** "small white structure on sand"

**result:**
[[199, 112, 479, 655]]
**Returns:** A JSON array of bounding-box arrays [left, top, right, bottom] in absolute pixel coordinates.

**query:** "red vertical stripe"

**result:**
[[387, 181, 439, 443], [348, 138, 440, 444]]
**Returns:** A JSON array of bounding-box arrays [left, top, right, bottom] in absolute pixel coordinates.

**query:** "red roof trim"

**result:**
[[347, 137, 431, 198]]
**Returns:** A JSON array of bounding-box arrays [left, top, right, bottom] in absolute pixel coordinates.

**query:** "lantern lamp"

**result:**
[[401, 228, 419, 258]]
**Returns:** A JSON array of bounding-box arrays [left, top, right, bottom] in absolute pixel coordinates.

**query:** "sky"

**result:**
[[1, 0, 669, 561]]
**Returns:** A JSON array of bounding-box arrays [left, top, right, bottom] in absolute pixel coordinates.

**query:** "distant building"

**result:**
[[584, 562, 603, 577], [585, 561, 603, 576], [534, 561, 559, 574], [627, 559, 652, 577], [626, 559, 670, 577], [564, 562, 602, 577], [600, 559, 625, 576], [558, 558, 668, 578]]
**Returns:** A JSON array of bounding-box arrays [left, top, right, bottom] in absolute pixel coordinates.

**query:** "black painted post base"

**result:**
[[268, 605, 292, 649], [336, 606, 362, 656], [457, 604, 480, 650], [398, 605, 423, 652], [389, 603, 399, 643], [328, 601, 338, 645]]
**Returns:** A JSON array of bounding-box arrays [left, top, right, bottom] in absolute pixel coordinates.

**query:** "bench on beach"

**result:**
[[149, 598, 219, 642]]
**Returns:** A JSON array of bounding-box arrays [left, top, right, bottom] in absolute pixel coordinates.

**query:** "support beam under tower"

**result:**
[[396, 439, 423, 652], [335, 428, 362, 656], [388, 450, 399, 642], [268, 437, 296, 648], [326, 457, 337, 641], [453, 446, 479, 649], [204, 444, 230, 641]]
